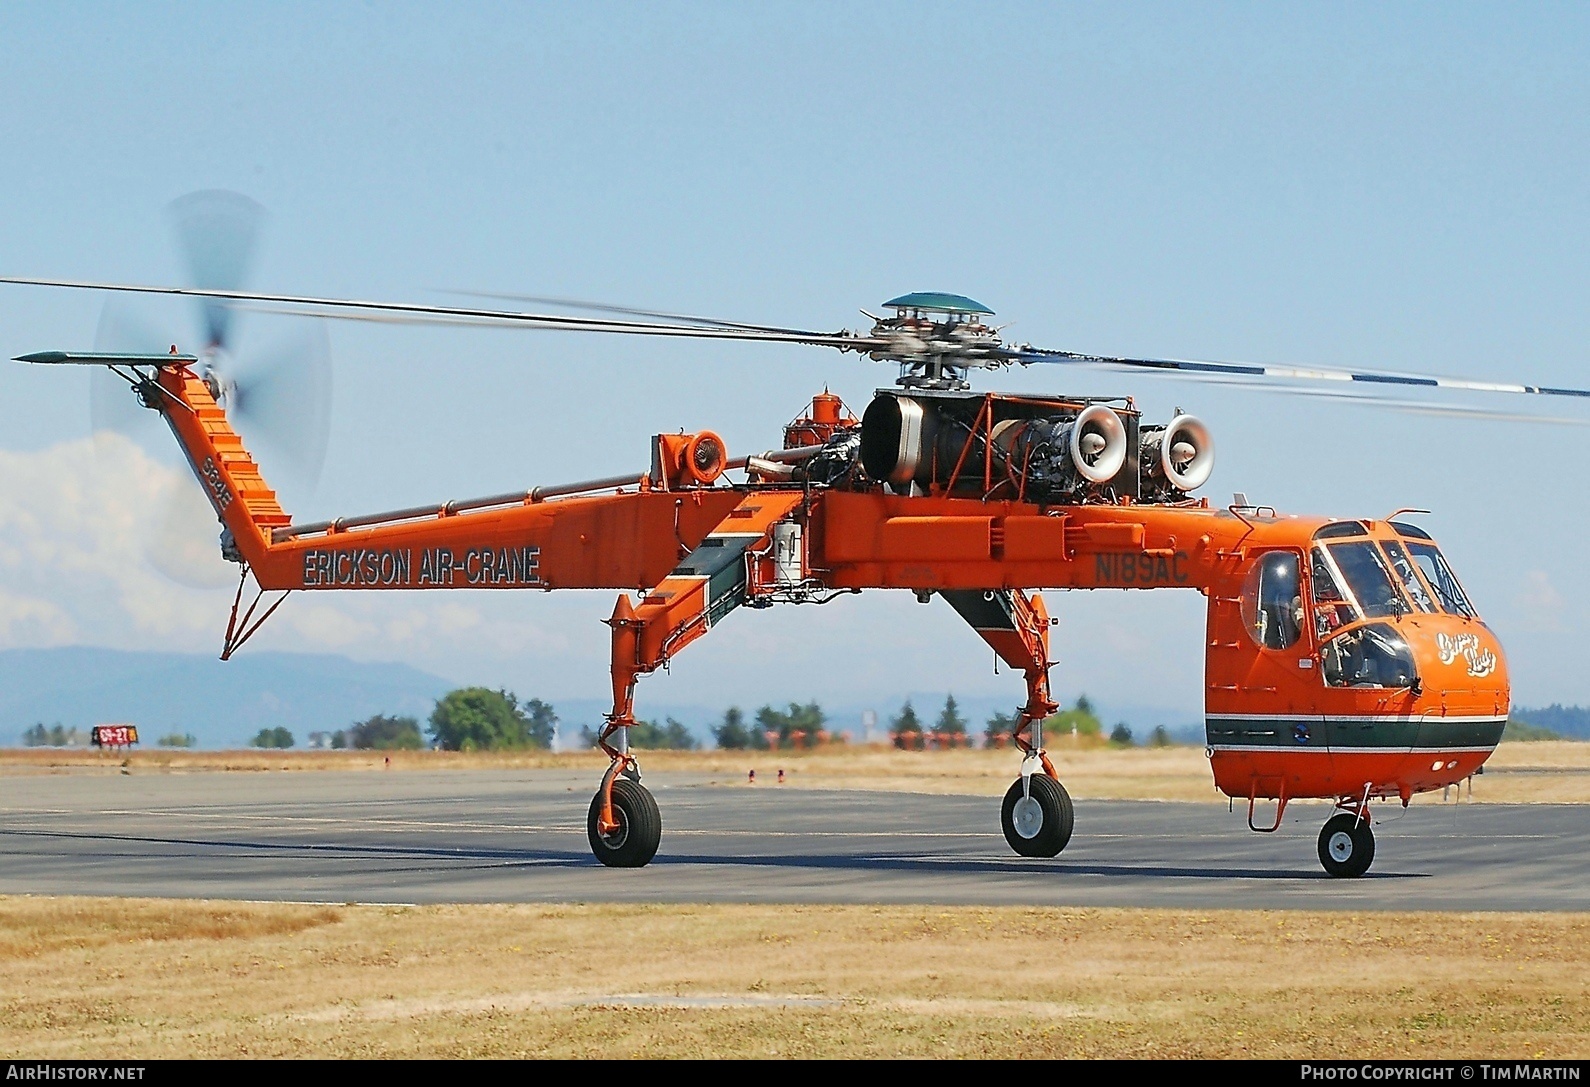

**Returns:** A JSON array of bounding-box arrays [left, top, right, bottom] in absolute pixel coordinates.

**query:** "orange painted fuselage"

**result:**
[[157, 364, 1506, 806]]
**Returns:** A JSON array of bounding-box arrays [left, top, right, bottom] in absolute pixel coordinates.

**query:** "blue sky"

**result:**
[[0, 3, 1586, 721]]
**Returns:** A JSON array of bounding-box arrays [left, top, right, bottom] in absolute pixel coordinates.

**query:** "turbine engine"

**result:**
[[1139, 413, 1214, 501]]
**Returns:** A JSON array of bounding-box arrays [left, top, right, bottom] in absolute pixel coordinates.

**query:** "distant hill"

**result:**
[[1512, 705, 1590, 741], [0, 646, 1204, 751], [0, 647, 452, 748]]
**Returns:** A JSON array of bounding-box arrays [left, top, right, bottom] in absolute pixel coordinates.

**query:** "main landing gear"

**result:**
[[1317, 811, 1375, 878], [1001, 770, 1074, 857], [587, 771, 662, 869]]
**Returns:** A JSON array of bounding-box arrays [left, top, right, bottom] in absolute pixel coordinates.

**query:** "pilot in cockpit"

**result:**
[[1311, 549, 1355, 635]]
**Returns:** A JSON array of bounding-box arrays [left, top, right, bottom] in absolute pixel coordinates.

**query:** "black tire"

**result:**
[[1000, 774, 1074, 857], [587, 778, 662, 868], [1317, 812, 1375, 878]]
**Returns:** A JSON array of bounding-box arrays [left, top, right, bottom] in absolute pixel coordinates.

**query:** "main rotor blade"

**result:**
[[0, 276, 885, 352], [1018, 347, 1590, 402], [449, 290, 824, 337]]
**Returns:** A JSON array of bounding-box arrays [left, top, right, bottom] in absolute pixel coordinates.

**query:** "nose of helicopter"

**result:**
[[1402, 612, 1509, 713]]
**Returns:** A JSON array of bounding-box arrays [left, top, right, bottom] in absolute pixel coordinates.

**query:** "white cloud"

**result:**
[[0, 437, 569, 670]]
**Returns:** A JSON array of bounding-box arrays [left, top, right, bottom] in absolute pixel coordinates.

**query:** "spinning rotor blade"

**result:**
[[89, 303, 171, 450], [0, 275, 885, 352], [167, 190, 265, 350], [89, 305, 233, 590], [12, 266, 1586, 408], [448, 290, 824, 337], [1017, 346, 1590, 403], [144, 474, 236, 589], [228, 320, 334, 491]]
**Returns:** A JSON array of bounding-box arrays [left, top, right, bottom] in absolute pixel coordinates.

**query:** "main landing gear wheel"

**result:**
[[1317, 813, 1375, 878], [587, 777, 662, 868], [1001, 774, 1074, 857]]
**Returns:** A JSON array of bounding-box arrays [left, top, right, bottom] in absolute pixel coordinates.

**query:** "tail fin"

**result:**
[[157, 364, 288, 567]]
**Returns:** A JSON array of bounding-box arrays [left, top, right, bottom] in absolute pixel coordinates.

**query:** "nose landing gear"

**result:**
[[1317, 811, 1375, 878]]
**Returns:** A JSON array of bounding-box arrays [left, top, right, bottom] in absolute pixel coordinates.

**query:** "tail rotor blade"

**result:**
[[144, 474, 235, 590], [167, 190, 265, 351], [89, 302, 174, 452], [229, 319, 333, 493]]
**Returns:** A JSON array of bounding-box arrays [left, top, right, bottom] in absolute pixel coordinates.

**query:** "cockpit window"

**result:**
[[1380, 540, 1437, 613], [1407, 542, 1477, 618], [1311, 547, 1357, 635], [1390, 520, 1433, 541], [1315, 521, 1370, 539], [1326, 541, 1408, 619], [1241, 551, 1303, 650], [1321, 623, 1419, 689]]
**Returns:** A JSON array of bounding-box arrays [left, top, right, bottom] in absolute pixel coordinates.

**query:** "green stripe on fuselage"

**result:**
[[1206, 717, 1505, 750]]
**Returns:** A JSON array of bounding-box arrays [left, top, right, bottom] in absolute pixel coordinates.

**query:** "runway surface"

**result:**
[[1, 769, 1586, 910]]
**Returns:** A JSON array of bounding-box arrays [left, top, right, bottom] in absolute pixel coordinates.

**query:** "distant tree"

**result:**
[[427, 688, 554, 751], [1148, 725, 1172, 748], [1509, 704, 1590, 740], [40, 724, 86, 747], [330, 730, 348, 749], [891, 701, 923, 748], [629, 717, 698, 750], [1052, 697, 1102, 738], [1109, 723, 1134, 747], [346, 714, 425, 750], [157, 732, 197, 748], [1502, 720, 1561, 742], [984, 710, 1017, 745], [22, 723, 48, 747], [935, 694, 968, 735], [754, 701, 825, 748], [250, 726, 294, 749], [713, 707, 755, 750]]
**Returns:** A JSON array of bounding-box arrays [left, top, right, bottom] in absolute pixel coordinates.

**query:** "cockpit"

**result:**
[[1238, 519, 1481, 691], [1310, 520, 1477, 630]]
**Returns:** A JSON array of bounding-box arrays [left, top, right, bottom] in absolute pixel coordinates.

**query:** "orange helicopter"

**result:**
[[4, 194, 1580, 878]]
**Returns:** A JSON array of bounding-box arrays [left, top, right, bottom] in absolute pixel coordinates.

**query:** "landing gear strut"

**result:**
[[1317, 812, 1375, 878]]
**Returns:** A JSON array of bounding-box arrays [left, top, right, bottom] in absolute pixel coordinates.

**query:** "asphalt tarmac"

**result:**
[[1, 769, 1585, 911]]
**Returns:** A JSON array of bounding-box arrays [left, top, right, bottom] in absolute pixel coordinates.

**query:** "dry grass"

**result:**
[[4, 739, 1586, 803], [0, 896, 1584, 1058]]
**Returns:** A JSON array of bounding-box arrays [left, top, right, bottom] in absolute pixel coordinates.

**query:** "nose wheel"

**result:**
[[587, 776, 662, 868], [1317, 812, 1375, 878], [1001, 774, 1074, 857]]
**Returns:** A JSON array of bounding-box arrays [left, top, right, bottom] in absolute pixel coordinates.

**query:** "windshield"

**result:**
[[1407, 542, 1477, 618], [1380, 540, 1437, 613], [1311, 547, 1357, 634], [1326, 541, 1407, 619]]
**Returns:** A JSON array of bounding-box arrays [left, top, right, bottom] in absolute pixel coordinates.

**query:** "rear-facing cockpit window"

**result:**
[[1321, 623, 1419, 689], [1241, 551, 1302, 650], [1326, 541, 1408, 619], [1406, 542, 1477, 618]]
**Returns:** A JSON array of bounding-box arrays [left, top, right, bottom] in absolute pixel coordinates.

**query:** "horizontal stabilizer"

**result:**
[[14, 350, 199, 366]]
